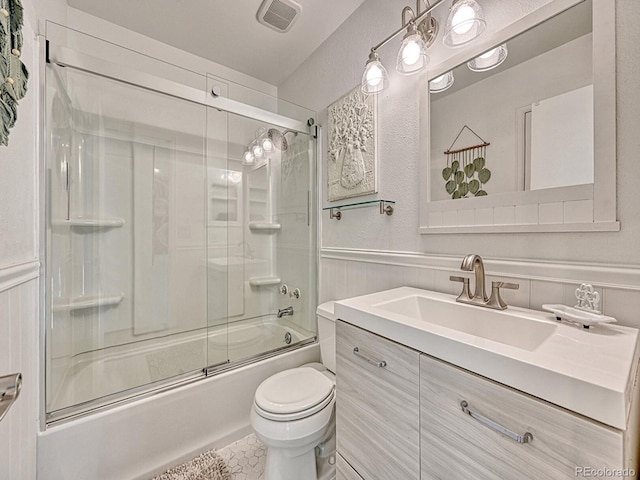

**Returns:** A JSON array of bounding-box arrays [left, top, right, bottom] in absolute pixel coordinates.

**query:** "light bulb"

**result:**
[[479, 47, 498, 59], [243, 151, 254, 164], [252, 145, 263, 158], [361, 51, 389, 94], [443, 0, 486, 48], [366, 64, 384, 87], [467, 44, 508, 72], [262, 137, 274, 152], [396, 29, 428, 75], [401, 40, 422, 66], [429, 71, 455, 93], [452, 4, 475, 34]]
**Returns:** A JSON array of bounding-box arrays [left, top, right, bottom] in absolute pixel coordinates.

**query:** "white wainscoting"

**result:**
[[0, 261, 40, 480], [320, 248, 640, 329]]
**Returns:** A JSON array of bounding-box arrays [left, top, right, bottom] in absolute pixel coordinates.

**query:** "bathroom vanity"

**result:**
[[334, 287, 640, 480]]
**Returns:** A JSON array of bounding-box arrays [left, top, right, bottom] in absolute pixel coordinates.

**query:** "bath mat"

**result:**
[[151, 449, 231, 480]]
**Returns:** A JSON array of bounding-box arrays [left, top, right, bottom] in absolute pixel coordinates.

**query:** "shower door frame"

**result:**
[[40, 40, 320, 426]]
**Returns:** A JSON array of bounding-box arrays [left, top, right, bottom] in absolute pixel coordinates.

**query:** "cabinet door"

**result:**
[[420, 354, 625, 479], [336, 320, 420, 480]]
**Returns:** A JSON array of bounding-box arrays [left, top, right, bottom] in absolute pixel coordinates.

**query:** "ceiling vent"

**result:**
[[257, 0, 301, 33]]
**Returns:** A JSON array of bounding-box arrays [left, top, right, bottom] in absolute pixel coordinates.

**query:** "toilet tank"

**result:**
[[316, 301, 337, 373]]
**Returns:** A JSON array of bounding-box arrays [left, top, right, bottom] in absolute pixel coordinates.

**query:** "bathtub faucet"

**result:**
[[277, 306, 294, 318]]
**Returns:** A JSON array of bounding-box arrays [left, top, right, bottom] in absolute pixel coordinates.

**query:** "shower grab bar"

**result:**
[[48, 47, 310, 135], [0, 373, 22, 424]]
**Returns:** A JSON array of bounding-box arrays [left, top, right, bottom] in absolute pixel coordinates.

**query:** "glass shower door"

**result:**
[[206, 107, 317, 368], [45, 41, 316, 420], [45, 63, 226, 417]]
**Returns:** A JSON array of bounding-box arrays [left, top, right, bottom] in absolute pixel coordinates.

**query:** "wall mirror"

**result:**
[[420, 0, 618, 234]]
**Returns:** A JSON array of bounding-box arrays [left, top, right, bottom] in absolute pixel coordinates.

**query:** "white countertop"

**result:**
[[335, 287, 640, 430]]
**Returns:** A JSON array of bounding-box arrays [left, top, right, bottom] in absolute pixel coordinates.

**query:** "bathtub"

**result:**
[[39, 318, 319, 480], [49, 315, 312, 413]]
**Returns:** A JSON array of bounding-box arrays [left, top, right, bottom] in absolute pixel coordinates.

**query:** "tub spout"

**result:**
[[277, 306, 294, 318]]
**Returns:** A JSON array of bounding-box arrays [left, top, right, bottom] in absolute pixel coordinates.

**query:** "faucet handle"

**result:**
[[493, 281, 519, 290], [450, 276, 471, 301], [487, 281, 520, 310], [449, 275, 468, 283]]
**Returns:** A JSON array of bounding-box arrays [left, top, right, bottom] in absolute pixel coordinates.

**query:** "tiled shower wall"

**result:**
[[320, 250, 640, 330]]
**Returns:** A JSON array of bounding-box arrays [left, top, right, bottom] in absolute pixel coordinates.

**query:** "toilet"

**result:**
[[250, 301, 337, 480]]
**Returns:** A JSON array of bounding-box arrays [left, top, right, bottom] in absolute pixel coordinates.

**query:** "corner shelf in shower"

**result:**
[[52, 293, 124, 312], [249, 277, 281, 287], [52, 217, 126, 228], [248, 222, 281, 232], [323, 199, 395, 220]]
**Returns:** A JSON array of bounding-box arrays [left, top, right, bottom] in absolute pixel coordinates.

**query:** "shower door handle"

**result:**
[[0, 373, 22, 424]]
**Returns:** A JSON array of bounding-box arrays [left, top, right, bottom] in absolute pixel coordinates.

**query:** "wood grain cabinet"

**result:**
[[335, 320, 638, 480], [420, 354, 633, 479], [336, 320, 420, 480], [336, 453, 364, 480]]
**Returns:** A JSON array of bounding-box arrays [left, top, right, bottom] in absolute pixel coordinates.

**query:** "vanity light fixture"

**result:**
[[396, 6, 433, 75], [429, 71, 455, 92], [244, 127, 297, 165], [443, 0, 486, 48], [361, 0, 443, 94], [362, 51, 389, 95], [467, 43, 508, 72]]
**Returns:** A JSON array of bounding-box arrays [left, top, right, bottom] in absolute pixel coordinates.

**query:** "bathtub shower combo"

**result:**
[[43, 35, 317, 422]]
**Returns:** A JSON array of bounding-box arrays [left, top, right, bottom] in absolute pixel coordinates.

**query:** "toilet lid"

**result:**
[[255, 367, 335, 418]]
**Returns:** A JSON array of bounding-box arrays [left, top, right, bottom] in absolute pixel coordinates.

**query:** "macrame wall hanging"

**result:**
[[441, 125, 491, 199], [0, 0, 28, 146]]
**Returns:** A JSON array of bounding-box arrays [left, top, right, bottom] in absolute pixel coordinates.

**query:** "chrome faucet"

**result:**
[[460, 254, 488, 302], [277, 306, 294, 318], [450, 254, 519, 310]]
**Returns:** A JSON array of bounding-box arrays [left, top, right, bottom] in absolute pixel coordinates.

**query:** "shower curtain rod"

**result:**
[[48, 45, 310, 135]]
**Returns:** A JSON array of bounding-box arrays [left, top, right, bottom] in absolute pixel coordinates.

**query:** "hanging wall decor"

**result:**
[[327, 86, 377, 201], [0, 0, 28, 147], [441, 125, 491, 199]]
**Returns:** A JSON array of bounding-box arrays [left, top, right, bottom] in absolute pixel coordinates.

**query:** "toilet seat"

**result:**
[[254, 367, 335, 421]]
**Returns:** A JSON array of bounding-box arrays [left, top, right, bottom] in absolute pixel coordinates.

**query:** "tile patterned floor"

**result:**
[[218, 433, 267, 480]]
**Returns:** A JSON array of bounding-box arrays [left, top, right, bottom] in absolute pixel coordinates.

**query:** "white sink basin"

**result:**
[[373, 294, 557, 351], [335, 287, 640, 430]]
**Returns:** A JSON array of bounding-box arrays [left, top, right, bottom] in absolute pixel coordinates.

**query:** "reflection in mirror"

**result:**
[[429, 0, 593, 202]]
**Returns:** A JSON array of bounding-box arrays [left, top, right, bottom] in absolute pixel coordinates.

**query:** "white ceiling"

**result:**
[[66, 0, 368, 86]]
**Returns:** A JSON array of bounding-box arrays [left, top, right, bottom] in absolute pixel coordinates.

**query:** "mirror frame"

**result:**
[[419, 0, 618, 234]]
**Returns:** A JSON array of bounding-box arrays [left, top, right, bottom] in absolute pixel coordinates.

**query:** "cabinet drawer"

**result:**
[[337, 453, 364, 480], [336, 320, 420, 480], [420, 354, 625, 479]]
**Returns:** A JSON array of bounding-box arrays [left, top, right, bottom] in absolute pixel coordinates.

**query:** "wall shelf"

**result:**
[[52, 218, 125, 228], [52, 293, 124, 312], [323, 200, 395, 220], [248, 222, 281, 232], [249, 277, 281, 287]]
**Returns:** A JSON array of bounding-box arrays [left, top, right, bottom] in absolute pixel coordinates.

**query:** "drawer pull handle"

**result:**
[[460, 400, 533, 444], [353, 347, 387, 368]]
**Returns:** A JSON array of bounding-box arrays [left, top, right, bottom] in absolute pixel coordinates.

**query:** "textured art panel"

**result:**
[[327, 86, 377, 201]]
